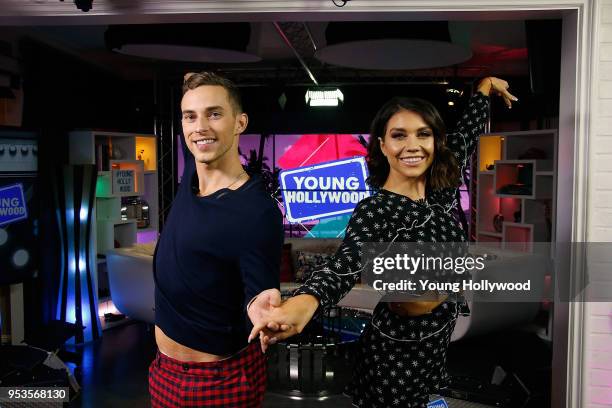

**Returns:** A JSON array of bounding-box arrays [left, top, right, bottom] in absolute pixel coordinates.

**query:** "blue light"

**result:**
[[80, 207, 88, 222], [57, 165, 102, 344], [67, 207, 74, 224], [66, 304, 76, 324]]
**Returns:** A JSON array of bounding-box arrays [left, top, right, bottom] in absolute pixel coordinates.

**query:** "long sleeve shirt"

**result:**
[[154, 158, 283, 356]]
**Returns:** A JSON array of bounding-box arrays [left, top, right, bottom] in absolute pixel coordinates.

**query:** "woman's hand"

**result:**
[[477, 77, 518, 109], [247, 294, 319, 353]]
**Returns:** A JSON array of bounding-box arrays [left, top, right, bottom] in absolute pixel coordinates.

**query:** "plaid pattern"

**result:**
[[149, 342, 266, 407]]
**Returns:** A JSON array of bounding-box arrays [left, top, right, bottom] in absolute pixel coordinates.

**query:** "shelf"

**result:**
[[97, 218, 136, 226], [135, 136, 157, 171], [535, 175, 554, 199], [112, 191, 145, 198], [502, 222, 534, 252], [114, 219, 137, 225], [495, 193, 532, 199], [535, 160, 554, 172], [478, 230, 503, 238], [478, 135, 504, 172], [70, 130, 158, 256], [476, 234, 502, 246], [494, 160, 535, 199], [474, 130, 557, 248]]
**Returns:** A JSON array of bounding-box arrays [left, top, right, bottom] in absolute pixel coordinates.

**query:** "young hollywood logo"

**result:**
[[279, 157, 370, 223], [427, 398, 449, 408], [0, 183, 28, 227]]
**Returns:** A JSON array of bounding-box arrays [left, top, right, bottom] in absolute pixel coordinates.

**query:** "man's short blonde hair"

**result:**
[[182, 71, 243, 114]]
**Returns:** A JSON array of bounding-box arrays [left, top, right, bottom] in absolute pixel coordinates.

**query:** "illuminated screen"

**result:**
[[240, 134, 369, 238], [0, 179, 37, 285]]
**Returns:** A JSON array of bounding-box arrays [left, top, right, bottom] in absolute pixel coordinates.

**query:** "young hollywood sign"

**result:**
[[113, 169, 135, 194], [279, 157, 371, 223], [0, 183, 28, 227], [427, 398, 449, 408]]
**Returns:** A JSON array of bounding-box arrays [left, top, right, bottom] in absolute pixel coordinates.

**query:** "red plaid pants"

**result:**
[[149, 342, 266, 407]]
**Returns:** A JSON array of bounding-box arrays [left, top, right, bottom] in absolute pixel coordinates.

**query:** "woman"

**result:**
[[248, 77, 517, 407]]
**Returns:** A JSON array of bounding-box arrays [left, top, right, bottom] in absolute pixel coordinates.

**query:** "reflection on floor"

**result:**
[[67, 321, 550, 408]]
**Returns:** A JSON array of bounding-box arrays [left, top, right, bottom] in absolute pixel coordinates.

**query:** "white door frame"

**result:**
[[0, 2, 594, 407]]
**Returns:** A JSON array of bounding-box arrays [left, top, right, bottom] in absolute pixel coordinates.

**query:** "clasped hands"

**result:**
[[247, 289, 319, 353], [246, 289, 449, 353]]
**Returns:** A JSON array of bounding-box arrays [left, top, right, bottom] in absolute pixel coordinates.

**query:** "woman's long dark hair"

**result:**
[[366, 97, 461, 190]]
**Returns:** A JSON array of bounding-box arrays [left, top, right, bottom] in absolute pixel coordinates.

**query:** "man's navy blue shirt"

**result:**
[[154, 158, 283, 355]]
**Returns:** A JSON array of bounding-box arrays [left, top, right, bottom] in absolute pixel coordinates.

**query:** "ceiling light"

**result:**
[[315, 21, 472, 70], [105, 23, 261, 63], [446, 88, 463, 97], [305, 88, 344, 107], [446, 84, 464, 108]]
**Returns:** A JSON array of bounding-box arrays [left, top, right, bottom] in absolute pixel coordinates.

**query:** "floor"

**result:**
[[65, 322, 355, 408], [65, 320, 551, 408]]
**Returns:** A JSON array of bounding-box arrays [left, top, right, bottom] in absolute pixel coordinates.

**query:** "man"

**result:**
[[149, 71, 283, 407]]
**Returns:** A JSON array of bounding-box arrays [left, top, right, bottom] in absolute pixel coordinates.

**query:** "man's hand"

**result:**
[[247, 294, 319, 353], [247, 288, 283, 338]]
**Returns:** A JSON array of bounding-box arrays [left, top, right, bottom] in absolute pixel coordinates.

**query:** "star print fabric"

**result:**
[[293, 93, 489, 407], [349, 303, 457, 408]]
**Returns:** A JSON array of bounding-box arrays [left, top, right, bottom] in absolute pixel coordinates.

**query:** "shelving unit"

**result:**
[[473, 130, 557, 252], [69, 131, 158, 255]]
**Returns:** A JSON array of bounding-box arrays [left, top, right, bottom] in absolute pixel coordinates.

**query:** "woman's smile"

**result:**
[[398, 155, 427, 166]]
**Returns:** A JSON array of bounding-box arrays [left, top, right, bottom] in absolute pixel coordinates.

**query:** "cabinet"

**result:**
[[473, 130, 557, 251], [69, 131, 158, 255]]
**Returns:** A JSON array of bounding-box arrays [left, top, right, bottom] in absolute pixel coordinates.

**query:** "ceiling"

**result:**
[[6, 20, 531, 85]]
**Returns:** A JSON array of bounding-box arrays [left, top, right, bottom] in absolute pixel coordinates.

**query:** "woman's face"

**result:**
[[380, 109, 435, 182]]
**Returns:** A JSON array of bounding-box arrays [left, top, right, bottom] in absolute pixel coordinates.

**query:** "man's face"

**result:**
[[181, 85, 247, 166]]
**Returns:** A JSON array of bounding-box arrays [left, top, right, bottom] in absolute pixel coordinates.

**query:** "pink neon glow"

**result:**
[[137, 230, 158, 244]]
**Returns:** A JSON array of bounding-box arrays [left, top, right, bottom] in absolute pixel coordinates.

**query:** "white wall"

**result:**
[[586, 2, 612, 407]]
